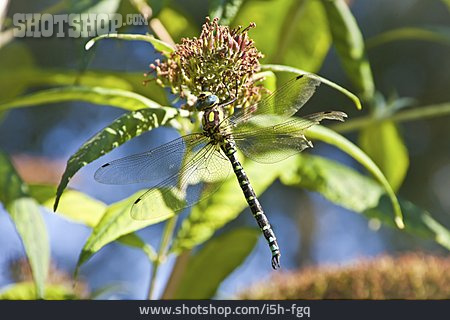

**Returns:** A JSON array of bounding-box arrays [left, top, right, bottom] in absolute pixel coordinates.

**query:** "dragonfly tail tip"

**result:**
[[271, 254, 281, 270]]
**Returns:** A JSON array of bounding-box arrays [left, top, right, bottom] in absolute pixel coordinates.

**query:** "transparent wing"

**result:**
[[94, 133, 206, 185], [229, 74, 321, 127], [131, 143, 231, 220], [233, 111, 347, 164]]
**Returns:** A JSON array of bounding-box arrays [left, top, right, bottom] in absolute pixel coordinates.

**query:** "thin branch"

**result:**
[[161, 251, 191, 299], [147, 216, 178, 300], [149, 18, 175, 46], [129, 0, 175, 46]]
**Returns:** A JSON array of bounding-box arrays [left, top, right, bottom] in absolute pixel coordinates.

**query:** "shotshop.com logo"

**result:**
[[12, 13, 148, 38]]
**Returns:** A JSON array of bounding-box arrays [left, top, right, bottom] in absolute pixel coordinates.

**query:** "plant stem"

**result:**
[[332, 102, 450, 133], [147, 216, 178, 300], [161, 250, 191, 299], [149, 19, 176, 46], [129, 0, 175, 46]]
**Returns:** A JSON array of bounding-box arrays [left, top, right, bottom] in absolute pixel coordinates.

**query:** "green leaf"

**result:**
[[30, 184, 106, 227], [157, 6, 198, 42], [1, 68, 169, 106], [44, 189, 106, 227], [279, 154, 450, 249], [29, 185, 157, 263], [107, 71, 169, 104], [32, 69, 133, 91], [281, 154, 382, 212], [117, 233, 157, 263], [306, 125, 404, 229], [28, 184, 56, 204], [171, 154, 292, 253], [210, 0, 244, 25], [85, 33, 175, 56], [441, 0, 450, 11], [0, 152, 49, 299], [75, 190, 173, 272], [0, 42, 34, 101], [53, 107, 181, 212], [0, 282, 76, 300], [359, 121, 409, 191], [261, 64, 362, 110], [254, 70, 277, 93], [234, 0, 330, 73], [366, 26, 450, 49], [0, 86, 164, 112], [321, 0, 375, 100], [173, 228, 259, 299]]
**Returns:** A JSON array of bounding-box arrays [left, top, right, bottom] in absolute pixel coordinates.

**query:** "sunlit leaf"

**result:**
[[441, 0, 450, 11], [261, 64, 362, 110], [0, 42, 34, 101], [157, 6, 198, 42], [30, 184, 106, 227], [254, 70, 277, 93], [321, 0, 374, 100], [306, 125, 404, 228], [0, 86, 163, 112], [45, 190, 106, 227], [359, 121, 409, 191], [234, 0, 330, 73], [173, 228, 259, 299], [280, 154, 450, 249], [75, 189, 175, 272], [53, 106, 181, 211], [0, 282, 76, 300], [29, 184, 157, 263], [210, 0, 244, 25], [0, 152, 49, 299]]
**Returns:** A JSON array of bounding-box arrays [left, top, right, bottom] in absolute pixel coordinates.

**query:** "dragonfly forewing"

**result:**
[[94, 133, 206, 185]]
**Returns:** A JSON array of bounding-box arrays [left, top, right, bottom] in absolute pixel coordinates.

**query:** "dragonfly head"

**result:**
[[195, 92, 219, 111]]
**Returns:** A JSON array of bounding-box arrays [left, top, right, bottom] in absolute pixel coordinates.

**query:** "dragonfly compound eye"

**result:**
[[196, 94, 219, 111]]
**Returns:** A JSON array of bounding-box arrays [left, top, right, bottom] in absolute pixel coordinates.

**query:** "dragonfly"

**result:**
[[94, 74, 347, 269]]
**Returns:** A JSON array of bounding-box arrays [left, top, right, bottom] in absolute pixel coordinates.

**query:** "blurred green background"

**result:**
[[0, 0, 449, 299]]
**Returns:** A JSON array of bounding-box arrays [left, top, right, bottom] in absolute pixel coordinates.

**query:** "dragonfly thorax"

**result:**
[[201, 106, 226, 139]]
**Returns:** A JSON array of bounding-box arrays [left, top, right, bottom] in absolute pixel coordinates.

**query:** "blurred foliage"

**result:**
[[234, 0, 330, 73], [0, 151, 49, 298], [0, 0, 449, 300], [173, 228, 259, 299], [322, 0, 375, 100], [0, 258, 89, 300], [238, 253, 450, 299]]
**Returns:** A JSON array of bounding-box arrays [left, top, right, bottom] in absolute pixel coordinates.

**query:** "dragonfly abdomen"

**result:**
[[221, 140, 281, 270]]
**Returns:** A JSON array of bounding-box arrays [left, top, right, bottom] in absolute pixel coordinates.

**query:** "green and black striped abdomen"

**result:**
[[221, 139, 281, 269]]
